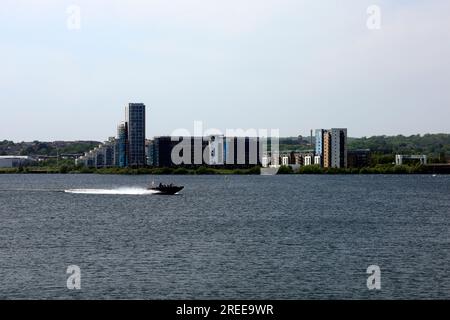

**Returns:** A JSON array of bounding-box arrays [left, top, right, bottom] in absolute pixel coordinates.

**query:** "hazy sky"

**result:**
[[1, 0, 449, 141]]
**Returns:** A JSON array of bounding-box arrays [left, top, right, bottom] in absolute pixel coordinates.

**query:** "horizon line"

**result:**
[[3, 132, 450, 144]]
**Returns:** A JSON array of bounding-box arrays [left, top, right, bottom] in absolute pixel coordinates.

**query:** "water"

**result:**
[[0, 174, 449, 299]]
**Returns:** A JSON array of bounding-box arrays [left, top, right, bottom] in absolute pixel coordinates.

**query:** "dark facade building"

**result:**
[[224, 137, 261, 167], [348, 149, 371, 168], [291, 151, 315, 166], [148, 136, 261, 168], [126, 103, 146, 167], [149, 137, 177, 167], [117, 122, 128, 167], [148, 136, 208, 168]]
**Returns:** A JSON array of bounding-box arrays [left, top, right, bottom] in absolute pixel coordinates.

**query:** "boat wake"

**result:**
[[0, 188, 63, 193], [64, 187, 157, 195]]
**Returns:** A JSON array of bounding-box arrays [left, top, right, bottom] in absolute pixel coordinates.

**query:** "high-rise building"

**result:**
[[125, 103, 146, 167], [114, 138, 120, 167], [315, 129, 325, 166], [104, 138, 115, 167], [316, 128, 347, 168], [323, 131, 331, 168], [117, 122, 128, 167], [330, 128, 347, 168]]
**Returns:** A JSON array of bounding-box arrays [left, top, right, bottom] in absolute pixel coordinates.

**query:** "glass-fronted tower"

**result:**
[[125, 103, 146, 167], [117, 122, 128, 167], [315, 129, 324, 155]]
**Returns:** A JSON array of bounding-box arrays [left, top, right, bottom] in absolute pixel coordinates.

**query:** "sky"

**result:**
[[1, 0, 449, 141]]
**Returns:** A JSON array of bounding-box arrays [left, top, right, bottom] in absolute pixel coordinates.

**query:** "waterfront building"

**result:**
[[282, 151, 314, 166], [114, 138, 120, 167], [224, 137, 261, 167], [75, 103, 146, 168], [150, 136, 178, 167], [315, 129, 325, 166], [348, 149, 371, 168], [261, 155, 270, 167], [150, 136, 209, 168], [304, 155, 313, 166], [314, 155, 321, 165], [149, 136, 262, 168], [146, 139, 155, 166], [94, 147, 104, 168], [290, 152, 302, 165], [302, 152, 315, 166], [125, 103, 146, 167], [75, 141, 115, 169], [86, 151, 95, 167], [316, 128, 347, 168], [270, 152, 280, 167], [323, 131, 332, 168], [395, 154, 427, 166], [0, 156, 37, 168], [330, 128, 347, 168], [117, 122, 128, 167], [103, 138, 115, 167]]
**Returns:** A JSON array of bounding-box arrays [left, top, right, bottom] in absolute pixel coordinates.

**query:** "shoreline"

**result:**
[[0, 164, 447, 175]]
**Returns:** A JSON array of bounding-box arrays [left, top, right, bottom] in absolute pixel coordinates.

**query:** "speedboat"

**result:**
[[148, 183, 184, 195]]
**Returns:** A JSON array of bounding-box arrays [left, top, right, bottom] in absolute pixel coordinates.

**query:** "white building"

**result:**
[[304, 155, 313, 166], [0, 156, 37, 168], [314, 155, 321, 165], [395, 154, 427, 166]]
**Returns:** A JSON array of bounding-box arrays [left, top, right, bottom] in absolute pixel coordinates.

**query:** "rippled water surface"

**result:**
[[0, 174, 449, 299]]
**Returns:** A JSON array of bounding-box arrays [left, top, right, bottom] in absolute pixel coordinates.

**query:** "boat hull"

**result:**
[[148, 186, 184, 195]]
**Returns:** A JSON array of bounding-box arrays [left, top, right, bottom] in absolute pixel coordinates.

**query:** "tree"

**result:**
[[277, 165, 293, 174]]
